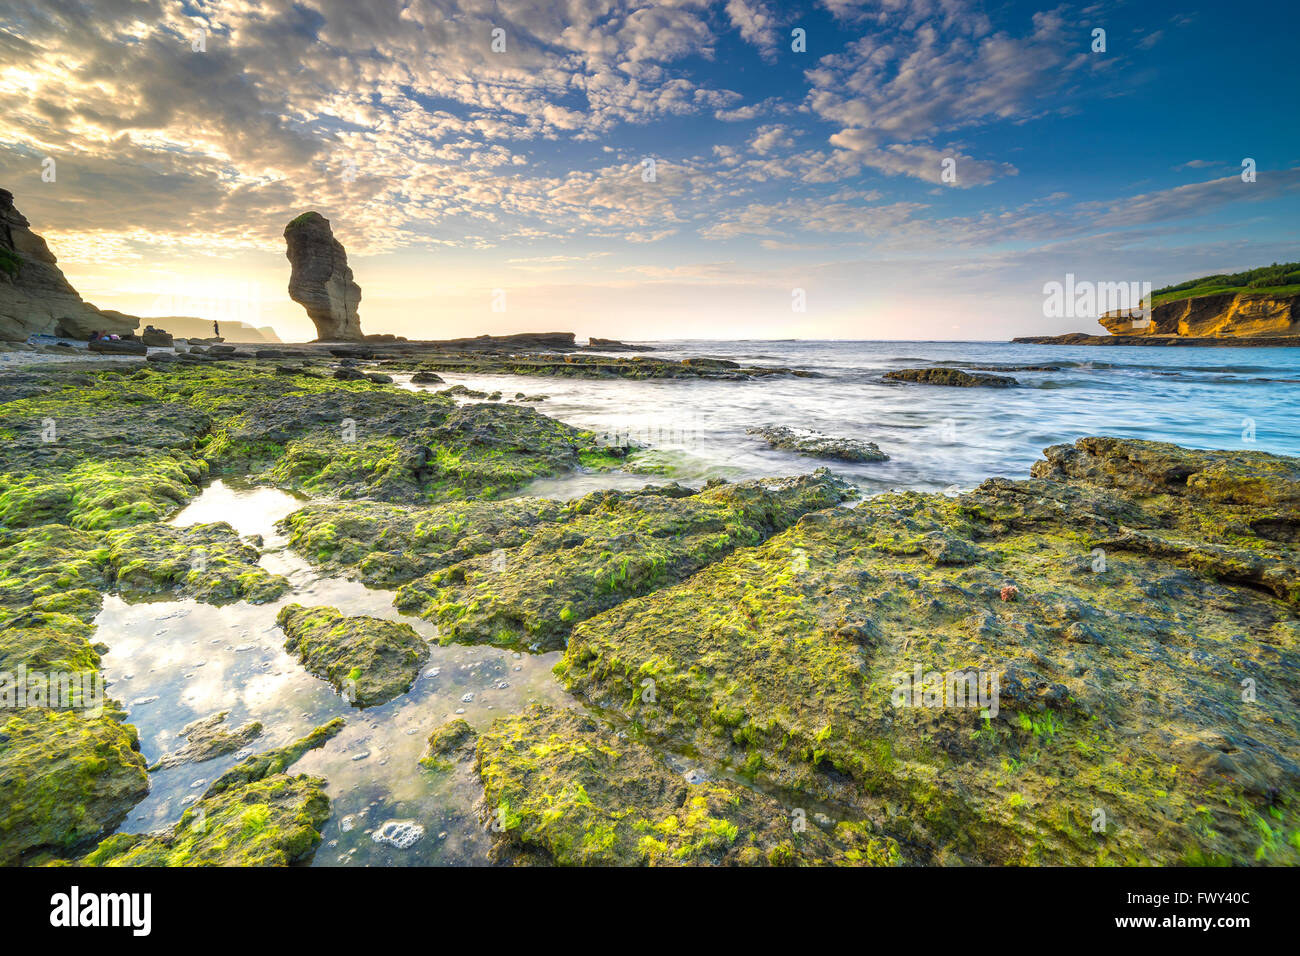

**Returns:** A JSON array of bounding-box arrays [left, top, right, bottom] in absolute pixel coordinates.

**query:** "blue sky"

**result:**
[[2, 0, 1297, 341]]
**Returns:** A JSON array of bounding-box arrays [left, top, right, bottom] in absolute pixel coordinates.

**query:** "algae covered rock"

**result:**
[[420, 717, 476, 771], [281, 495, 569, 588], [557, 438, 1300, 865], [0, 369, 210, 530], [104, 521, 288, 604], [82, 719, 344, 867], [204, 376, 618, 502], [747, 425, 889, 463], [474, 706, 897, 866], [884, 367, 1018, 387], [0, 524, 108, 611], [395, 470, 857, 650], [149, 711, 264, 771], [0, 605, 101, 678], [276, 604, 426, 707], [0, 708, 149, 864]]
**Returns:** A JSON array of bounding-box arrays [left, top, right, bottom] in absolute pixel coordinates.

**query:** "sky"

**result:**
[[2, 0, 1298, 342]]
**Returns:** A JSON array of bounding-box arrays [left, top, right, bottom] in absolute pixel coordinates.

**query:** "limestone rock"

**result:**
[[0, 188, 137, 341], [283, 211, 362, 342], [1101, 292, 1300, 338]]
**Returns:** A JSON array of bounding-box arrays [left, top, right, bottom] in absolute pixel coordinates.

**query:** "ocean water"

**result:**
[[405, 340, 1300, 498], [90, 340, 1298, 865]]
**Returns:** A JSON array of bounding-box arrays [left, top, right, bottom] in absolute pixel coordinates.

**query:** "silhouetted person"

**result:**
[[213, 319, 220, 339]]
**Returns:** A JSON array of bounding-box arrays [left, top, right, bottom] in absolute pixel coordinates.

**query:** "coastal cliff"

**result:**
[[1020, 263, 1300, 345], [1101, 291, 1300, 337], [0, 189, 137, 342]]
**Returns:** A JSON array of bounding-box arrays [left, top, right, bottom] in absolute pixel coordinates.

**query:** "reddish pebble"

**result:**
[[1000, 585, 1019, 602]]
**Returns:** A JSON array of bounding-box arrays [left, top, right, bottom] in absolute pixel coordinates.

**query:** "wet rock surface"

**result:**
[[0, 708, 149, 864], [748, 425, 889, 463], [473, 706, 897, 865], [81, 720, 343, 866], [149, 710, 264, 771], [392, 470, 857, 651], [406, 352, 812, 381], [555, 438, 1300, 865], [276, 604, 427, 707], [884, 367, 1018, 387]]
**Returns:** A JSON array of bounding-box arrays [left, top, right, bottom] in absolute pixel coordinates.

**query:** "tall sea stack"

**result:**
[[283, 211, 363, 341]]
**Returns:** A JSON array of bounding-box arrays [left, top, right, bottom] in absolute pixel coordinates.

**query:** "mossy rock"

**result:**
[[104, 521, 288, 604], [558, 438, 1300, 865], [420, 717, 476, 771], [276, 605, 426, 707], [82, 719, 344, 867], [0, 708, 149, 864], [474, 706, 897, 866], [395, 469, 857, 651], [281, 496, 569, 587]]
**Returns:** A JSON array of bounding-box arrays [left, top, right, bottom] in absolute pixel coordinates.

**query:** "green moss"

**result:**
[[395, 470, 856, 650], [557, 438, 1300, 865], [276, 605, 425, 707], [0, 246, 21, 278], [0, 708, 149, 864], [474, 706, 893, 865], [420, 717, 476, 770], [104, 521, 288, 604], [82, 720, 343, 867]]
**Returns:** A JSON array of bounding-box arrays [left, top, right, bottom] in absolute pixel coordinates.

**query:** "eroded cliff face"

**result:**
[[283, 212, 363, 342], [0, 189, 137, 342], [1101, 292, 1300, 337]]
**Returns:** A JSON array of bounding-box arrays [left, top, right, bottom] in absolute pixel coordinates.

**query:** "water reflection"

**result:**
[[96, 481, 578, 865]]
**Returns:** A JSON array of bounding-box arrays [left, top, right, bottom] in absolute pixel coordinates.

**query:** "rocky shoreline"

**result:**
[[1, 361, 1297, 866], [1013, 332, 1300, 347]]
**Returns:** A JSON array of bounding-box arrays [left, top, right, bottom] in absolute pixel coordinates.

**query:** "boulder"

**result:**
[[284, 211, 363, 341], [139, 325, 174, 347]]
